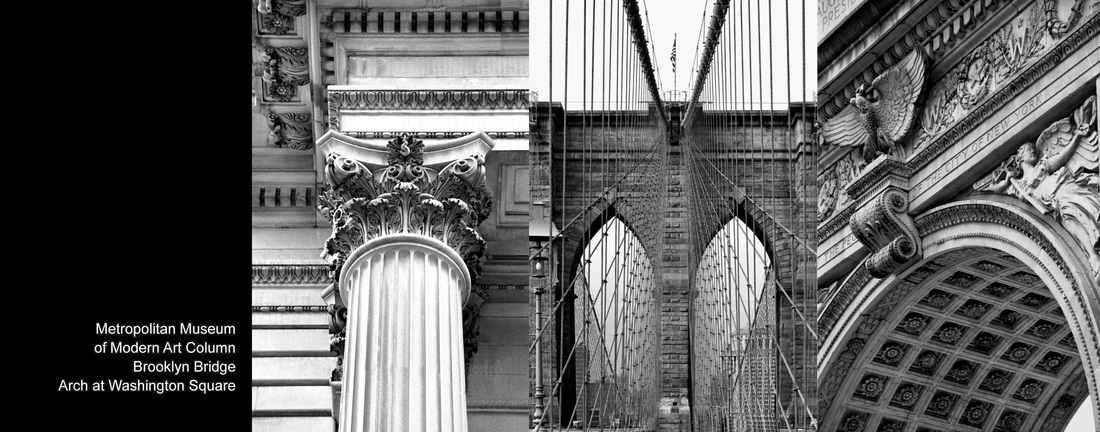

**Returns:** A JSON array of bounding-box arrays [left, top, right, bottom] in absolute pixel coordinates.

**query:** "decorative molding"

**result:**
[[325, 9, 527, 34], [252, 264, 330, 285], [251, 305, 328, 313], [849, 185, 922, 278], [818, 205, 855, 240], [261, 46, 310, 103], [266, 112, 314, 150], [476, 283, 529, 290], [327, 90, 530, 132], [843, 157, 913, 205], [346, 131, 530, 140], [256, 0, 306, 35]]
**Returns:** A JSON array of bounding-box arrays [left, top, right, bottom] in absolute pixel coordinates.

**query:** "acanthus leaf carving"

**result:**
[[266, 112, 313, 150], [328, 303, 347, 381], [320, 133, 492, 286], [261, 46, 310, 102], [256, 0, 306, 35]]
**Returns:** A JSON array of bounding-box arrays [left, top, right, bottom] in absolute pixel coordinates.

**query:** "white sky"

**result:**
[[531, 0, 816, 109], [1066, 396, 1096, 431]]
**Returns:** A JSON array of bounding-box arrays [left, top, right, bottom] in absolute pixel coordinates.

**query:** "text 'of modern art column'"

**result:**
[[317, 131, 494, 432]]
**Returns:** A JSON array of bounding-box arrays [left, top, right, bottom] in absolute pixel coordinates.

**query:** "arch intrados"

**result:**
[[819, 199, 1100, 431]]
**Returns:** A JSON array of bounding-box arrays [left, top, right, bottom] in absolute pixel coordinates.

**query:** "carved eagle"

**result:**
[[822, 50, 927, 163]]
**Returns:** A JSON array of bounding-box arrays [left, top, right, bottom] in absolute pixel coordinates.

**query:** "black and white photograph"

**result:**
[[41, 0, 1099, 431]]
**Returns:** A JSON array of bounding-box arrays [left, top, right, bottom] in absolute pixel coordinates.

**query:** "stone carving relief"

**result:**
[[265, 112, 313, 150], [822, 50, 928, 163], [261, 46, 310, 103], [256, 0, 306, 35], [818, 151, 860, 222], [849, 187, 922, 277], [916, 0, 1098, 148], [462, 286, 488, 375], [981, 96, 1100, 284], [329, 303, 347, 381], [318, 134, 492, 284]]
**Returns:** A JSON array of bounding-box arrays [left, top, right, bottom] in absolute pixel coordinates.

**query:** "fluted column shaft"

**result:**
[[339, 234, 471, 432]]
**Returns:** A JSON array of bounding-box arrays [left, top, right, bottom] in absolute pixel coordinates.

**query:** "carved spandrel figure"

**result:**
[[989, 96, 1100, 284], [822, 50, 927, 164]]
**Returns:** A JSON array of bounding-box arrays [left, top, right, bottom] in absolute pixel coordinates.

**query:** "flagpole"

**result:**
[[672, 33, 677, 98]]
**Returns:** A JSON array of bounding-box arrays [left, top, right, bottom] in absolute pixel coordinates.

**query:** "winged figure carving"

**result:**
[[822, 50, 928, 164], [987, 96, 1100, 285]]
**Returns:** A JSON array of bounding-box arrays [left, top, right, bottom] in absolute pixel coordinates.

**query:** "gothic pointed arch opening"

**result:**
[[691, 213, 775, 430], [552, 202, 660, 429]]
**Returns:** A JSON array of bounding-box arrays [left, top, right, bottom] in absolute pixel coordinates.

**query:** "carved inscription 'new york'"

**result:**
[[912, 93, 1046, 198]]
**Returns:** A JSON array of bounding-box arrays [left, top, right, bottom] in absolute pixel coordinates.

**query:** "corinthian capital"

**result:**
[[317, 131, 495, 283]]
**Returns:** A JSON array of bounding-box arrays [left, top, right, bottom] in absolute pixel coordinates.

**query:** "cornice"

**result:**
[[821, 0, 1006, 120], [328, 89, 529, 112]]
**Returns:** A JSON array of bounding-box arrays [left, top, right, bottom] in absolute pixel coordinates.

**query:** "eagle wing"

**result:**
[[869, 50, 927, 143], [821, 104, 868, 148]]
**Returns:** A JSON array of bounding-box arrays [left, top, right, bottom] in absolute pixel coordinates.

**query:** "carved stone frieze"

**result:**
[[820, 0, 1005, 120], [266, 112, 313, 150], [849, 186, 922, 278], [818, 150, 861, 223], [911, 10, 1099, 169], [319, 133, 492, 283], [261, 46, 310, 102], [916, 0, 1096, 149]]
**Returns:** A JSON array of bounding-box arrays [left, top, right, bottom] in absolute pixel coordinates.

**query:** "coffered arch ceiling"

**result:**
[[820, 200, 1100, 432]]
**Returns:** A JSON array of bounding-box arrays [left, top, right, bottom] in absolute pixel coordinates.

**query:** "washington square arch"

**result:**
[[817, 0, 1100, 431]]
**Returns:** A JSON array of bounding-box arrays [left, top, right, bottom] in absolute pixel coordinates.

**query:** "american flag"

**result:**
[[670, 34, 677, 73]]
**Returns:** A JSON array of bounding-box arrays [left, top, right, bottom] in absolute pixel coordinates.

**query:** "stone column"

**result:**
[[317, 131, 494, 432], [339, 234, 470, 431]]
